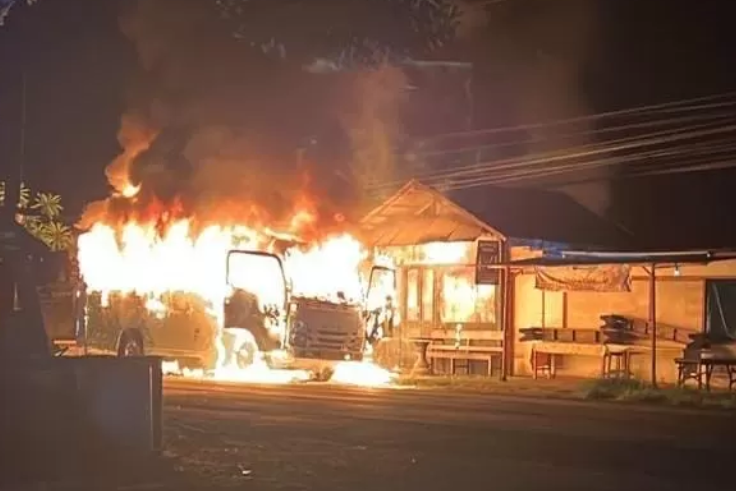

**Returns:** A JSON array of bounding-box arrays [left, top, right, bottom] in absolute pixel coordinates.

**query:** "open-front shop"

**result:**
[[511, 254, 736, 386], [361, 180, 736, 387], [360, 180, 523, 378]]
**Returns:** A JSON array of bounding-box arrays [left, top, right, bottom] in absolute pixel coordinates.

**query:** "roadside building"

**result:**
[[360, 180, 736, 384]]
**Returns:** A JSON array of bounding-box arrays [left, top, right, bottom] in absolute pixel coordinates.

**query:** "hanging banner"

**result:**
[[535, 265, 631, 292], [475, 240, 501, 285]]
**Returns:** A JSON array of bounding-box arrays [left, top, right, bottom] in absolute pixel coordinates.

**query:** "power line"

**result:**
[[432, 140, 736, 192], [441, 150, 736, 192], [380, 155, 736, 196], [362, 91, 736, 197], [412, 111, 736, 160], [517, 158, 736, 192], [411, 90, 736, 143], [365, 133, 736, 197], [369, 121, 736, 191]]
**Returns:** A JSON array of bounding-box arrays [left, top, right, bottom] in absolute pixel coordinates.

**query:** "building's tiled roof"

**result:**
[[446, 184, 633, 249]]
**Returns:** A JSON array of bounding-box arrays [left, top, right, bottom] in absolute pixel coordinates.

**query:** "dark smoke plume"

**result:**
[[79, 0, 469, 234], [483, 0, 606, 214], [80, 0, 360, 234]]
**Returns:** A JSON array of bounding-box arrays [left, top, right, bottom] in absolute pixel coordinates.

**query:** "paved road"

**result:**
[[164, 378, 736, 491]]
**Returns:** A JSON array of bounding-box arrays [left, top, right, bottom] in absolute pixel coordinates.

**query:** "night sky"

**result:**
[[1, 0, 735, 248]]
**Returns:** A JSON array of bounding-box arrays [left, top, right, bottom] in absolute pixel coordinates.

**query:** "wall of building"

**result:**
[[512, 259, 736, 383]]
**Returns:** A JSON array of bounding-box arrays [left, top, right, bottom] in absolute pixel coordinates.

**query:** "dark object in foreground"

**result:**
[[0, 355, 163, 486], [1, 213, 167, 487]]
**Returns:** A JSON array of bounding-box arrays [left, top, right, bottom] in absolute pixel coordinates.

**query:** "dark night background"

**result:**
[[1, 0, 735, 249]]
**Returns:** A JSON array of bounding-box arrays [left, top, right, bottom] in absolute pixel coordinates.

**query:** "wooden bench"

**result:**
[[675, 357, 736, 392], [531, 341, 640, 380], [425, 328, 503, 377]]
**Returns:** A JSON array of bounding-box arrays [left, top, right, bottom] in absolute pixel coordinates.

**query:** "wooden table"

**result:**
[[675, 357, 736, 391]]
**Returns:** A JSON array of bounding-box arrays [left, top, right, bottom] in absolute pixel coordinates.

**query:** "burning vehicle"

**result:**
[[65, 66, 400, 384], [74, 217, 396, 382]]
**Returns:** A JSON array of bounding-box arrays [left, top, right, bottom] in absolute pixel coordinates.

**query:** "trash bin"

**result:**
[[68, 355, 163, 454], [0, 355, 163, 485]]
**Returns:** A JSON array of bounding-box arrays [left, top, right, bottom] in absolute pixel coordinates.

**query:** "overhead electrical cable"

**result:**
[[368, 121, 736, 191], [411, 90, 736, 143]]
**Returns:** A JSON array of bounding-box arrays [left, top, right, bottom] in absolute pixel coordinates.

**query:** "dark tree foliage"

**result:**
[[0, 0, 37, 26], [213, 0, 461, 66], [4, 0, 461, 65]]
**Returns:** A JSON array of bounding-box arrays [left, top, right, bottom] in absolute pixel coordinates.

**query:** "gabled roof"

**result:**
[[360, 180, 503, 247], [446, 184, 633, 249], [361, 180, 632, 249]]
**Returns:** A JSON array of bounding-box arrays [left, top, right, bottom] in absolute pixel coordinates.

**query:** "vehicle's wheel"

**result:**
[[119, 332, 144, 357], [312, 367, 334, 382], [235, 337, 258, 369], [225, 328, 259, 369]]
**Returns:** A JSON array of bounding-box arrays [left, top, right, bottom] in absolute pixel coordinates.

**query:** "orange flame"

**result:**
[[76, 212, 397, 386], [77, 109, 399, 387], [106, 114, 158, 195]]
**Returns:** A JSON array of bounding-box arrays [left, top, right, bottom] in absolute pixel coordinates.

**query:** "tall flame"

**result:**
[[76, 213, 397, 387], [77, 218, 366, 309], [285, 234, 366, 302]]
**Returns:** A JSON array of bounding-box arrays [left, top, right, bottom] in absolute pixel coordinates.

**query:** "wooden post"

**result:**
[[649, 264, 658, 387], [505, 266, 515, 378], [499, 241, 512, 381], [500, 264, 508, 381]]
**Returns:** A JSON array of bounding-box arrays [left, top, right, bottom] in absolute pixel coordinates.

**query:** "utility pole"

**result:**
[[0, 0, 49, 357], [0, 0, 27, 227], [1, 12, 27, 322]]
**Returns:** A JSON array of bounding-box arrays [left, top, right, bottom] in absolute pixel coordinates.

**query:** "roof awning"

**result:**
[[509, 249, 736, 267]]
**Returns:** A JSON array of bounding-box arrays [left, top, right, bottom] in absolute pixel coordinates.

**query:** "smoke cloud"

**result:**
[[341, 65, 408, 190], [81, 0, 406, 235], [483, 0, 606, 214]]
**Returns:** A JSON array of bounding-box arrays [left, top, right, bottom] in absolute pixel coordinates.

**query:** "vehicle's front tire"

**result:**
[[235, 335, 258, 369], [312, 367, 334, 382]]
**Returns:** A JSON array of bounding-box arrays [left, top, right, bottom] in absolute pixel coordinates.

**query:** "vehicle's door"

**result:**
[[161, 291, 199, 354], [224, 250, 288, 350], [365, 265, 397, 342]]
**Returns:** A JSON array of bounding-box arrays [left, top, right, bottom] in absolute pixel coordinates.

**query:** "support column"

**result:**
[[648, 264, 658, 387], [499, 241, 512, 381], [504, 268, 515, 378]]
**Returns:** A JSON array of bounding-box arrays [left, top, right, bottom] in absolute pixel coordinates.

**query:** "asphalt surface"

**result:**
[[163, 378, 736, 491]]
